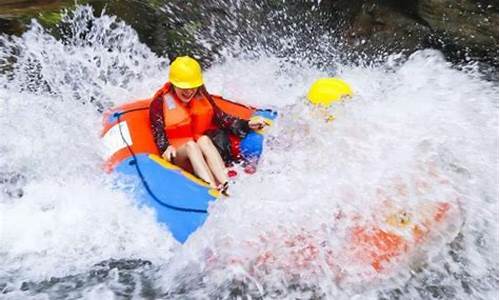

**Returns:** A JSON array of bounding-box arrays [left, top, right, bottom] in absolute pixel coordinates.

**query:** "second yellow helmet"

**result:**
[[169, 56, 204, 89], [307, 77, 353, 107]]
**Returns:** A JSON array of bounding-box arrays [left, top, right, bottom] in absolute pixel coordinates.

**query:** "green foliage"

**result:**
[[37, 11, 63, 28]]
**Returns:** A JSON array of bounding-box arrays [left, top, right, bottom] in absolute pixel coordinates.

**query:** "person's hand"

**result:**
[[248, 117, 269, 131], [162, 145, 176, 162]]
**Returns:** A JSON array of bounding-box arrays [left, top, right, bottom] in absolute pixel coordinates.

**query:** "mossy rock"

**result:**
[[0, 0, 82, 35]]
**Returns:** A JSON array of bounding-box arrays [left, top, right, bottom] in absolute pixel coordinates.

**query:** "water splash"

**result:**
[[0, 5, 498, 299], [0, 6, 176, 292], [156, 50, 497, 299]]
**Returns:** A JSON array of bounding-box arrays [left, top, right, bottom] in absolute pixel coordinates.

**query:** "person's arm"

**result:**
[[149, 96, 170, 154], [213, 106, 251, 138], [201, 87, 250, 138]]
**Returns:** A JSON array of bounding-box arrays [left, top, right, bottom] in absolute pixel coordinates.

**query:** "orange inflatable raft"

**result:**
[[206, 169, 462, 284], [101, 97, 277, 243]]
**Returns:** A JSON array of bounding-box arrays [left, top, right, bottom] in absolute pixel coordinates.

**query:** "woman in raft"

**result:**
[[149, 56, 267, 193]]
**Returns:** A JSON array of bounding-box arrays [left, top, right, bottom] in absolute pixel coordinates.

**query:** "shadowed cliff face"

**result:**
[[418, 0, 498, 63], [0, 0, 498, 68], [325, 0, 498, 66]]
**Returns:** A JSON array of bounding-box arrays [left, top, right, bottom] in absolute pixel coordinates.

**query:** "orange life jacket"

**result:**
[[189, 94, 216, 139], [160, 84, 216, 148]]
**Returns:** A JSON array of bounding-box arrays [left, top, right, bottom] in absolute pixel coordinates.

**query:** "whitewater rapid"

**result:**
[[0, 6, 498, 299]]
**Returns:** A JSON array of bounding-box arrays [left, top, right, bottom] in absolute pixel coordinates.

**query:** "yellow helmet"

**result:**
[[169, 56, 204, 89], [307, 77, 353, 107]]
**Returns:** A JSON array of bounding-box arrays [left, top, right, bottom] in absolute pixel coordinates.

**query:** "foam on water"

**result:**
[[160, 51, 498, 298], [0, 5, 497, 299], [0, 6, 176, 288]]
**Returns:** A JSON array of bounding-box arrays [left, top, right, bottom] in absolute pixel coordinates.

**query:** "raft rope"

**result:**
[[113, 109, 208, 214]]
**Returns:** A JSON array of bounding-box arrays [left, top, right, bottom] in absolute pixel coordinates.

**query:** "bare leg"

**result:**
[[170, 143, 190, 170], [176, 141, 217, 187], [197, 135, 229, 185]]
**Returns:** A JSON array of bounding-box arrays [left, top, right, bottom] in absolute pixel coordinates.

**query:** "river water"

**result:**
[[0, 5, 498, 300]]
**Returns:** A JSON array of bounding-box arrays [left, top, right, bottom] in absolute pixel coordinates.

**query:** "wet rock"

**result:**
[[87, 0, 203, 63], [0, 0, 497, 69], [322, 0, 498, 66], [14, 259, 156, 299], [0, 0, 216, 66], [0, 0, 74, 32], [341, 1, 432, 56], [0, 17, 25, 35], [417, 0, 498, 65]]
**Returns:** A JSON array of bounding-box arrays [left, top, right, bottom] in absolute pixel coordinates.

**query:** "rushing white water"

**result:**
[[0, 6, 498, 299]]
